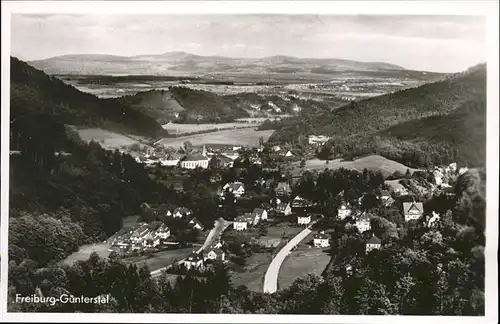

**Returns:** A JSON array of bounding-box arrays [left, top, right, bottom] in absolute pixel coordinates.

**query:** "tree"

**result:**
[[180, 141, 193, 155], [300, 159, 306, 169]]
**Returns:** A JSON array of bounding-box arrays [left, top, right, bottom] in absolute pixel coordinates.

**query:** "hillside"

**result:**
[[115, 87, 251, 124], [10, 57, 166, 137], [270, 63, 487, 168], [28, 51, 421, 77], [114, 87, 343, 124]]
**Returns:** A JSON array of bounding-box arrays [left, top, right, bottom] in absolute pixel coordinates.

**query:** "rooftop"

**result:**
[[403, 202, 424, 215], [367, 235, 382, 245], [180, 154, 209, 162]]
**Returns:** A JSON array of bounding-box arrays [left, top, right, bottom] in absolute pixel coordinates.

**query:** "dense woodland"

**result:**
[[269, 64, 487, 168]]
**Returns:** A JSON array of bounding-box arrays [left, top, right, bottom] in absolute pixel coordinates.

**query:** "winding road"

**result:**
[[150, 218, 229, 278], [263, 224, 314, 294]]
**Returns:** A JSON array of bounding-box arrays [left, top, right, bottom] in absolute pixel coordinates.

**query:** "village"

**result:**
[[104, 133, 470, 288]]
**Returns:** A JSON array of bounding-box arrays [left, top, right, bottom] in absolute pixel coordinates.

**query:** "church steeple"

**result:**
[[202, 144, 207, 157]]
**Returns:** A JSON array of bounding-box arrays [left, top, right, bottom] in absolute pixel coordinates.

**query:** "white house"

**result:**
[[276, 202, 292, 216], [233, 216, 249, 231], [205, 248, 226, 262], [179, 154, 209, 169], [292, 195, 312, 208], [337, 204, 352, 220], [183, 252, 204, 270], [275, 182, 292, 196], [252, 208, 268, 222], [313, 231, 330, 248], [188, 217, 204, 231], [173, 207, 192, 219], [403, 202, 424, 222], [380, 190, 391, 202], [355, 213, 372, 233], [155, 224, 171, 239], [366, 235, 382, 253], [285, 150, 294, 157], [272, 145, 281, 152], [222, 182, 245, 198], [297, 215, 311, 225]]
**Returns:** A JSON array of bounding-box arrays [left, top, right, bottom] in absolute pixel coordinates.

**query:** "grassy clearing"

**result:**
[[230, 252, 274, 292], [291, 155, 419, 178], [77, 128, 151, 150], [123, 247, 194, 272], [62, 243, 112, 264], [277, 232, 331, 290], [157, 128, 274, 147], [162, 122, 262, 135], [265, 222, 303, 239]]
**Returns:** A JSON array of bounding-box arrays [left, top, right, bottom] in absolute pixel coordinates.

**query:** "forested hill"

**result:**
[[114, 87, 251, 124], [10, 57, 166, 137], [270, 63, 486, 168]]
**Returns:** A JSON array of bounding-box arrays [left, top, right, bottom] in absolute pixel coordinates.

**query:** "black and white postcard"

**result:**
[[1, 1, 498, 323]]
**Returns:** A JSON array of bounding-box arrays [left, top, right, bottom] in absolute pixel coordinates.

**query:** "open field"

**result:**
[[123, 247, 194, 272], [278, 244, 331, 291], [265, 222, 303, 240], [62, 243, 112, 264], [231, 252, 274, 292], [291, 155, 420, 178], [157, 128, 274, 147], [77, 128, 151, 150], [162, 122, 261, 135]]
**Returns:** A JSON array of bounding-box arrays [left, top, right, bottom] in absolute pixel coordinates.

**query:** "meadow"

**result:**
[[77, 128, 150, 150], [291, 155, 420, 178], [277, 232, 330, 291], [156, 128, 274, 147]]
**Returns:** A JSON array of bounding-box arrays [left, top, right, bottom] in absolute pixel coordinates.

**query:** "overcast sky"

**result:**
[[11, 14, 486, 72]]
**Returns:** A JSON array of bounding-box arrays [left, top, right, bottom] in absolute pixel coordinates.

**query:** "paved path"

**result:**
[[263, 225, 314, 294], [150, 218, 228, 278]]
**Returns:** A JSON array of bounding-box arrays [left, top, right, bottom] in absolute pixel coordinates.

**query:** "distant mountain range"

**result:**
[[269, 63, 487, 167], [28, 51, 410, 76]]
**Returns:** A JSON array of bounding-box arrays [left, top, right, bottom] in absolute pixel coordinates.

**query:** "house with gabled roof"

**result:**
[[188, 217, 204, 231], [252, 208, 268, 222], [276, 202, 292, 216], [355, 213, 372, 233], [291, 195, 313, 208], [337, 203, 352, 220], [204, 247, 226, 262], [297, 214, 311, 225], [313, 231, 330, 248], [233, 215, 250, 231], [275, 182, 292, 196], [182, 252, 204, 270], [173, 207, 192, 219], [222, 182, 245, 197], [380, 190, 391, 202], [403, 202, 424, 222], [366, 235, 382, 253], [155, 224, 171, 239]]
